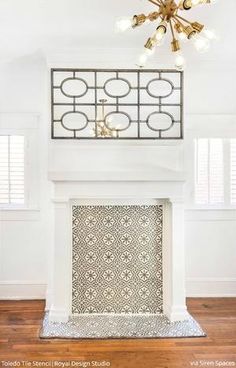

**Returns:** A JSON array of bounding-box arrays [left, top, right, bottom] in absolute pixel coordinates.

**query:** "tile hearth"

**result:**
[[40, 313, 206, 339]]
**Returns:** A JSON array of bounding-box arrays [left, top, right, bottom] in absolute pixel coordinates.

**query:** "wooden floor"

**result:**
[[0, 298, 235, 367]]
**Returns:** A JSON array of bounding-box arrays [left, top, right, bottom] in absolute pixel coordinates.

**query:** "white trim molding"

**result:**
[[0, 209, 40, 221], [186, 277, 236, 297], [0, 282, 47, 300], [185, 209, 236, 222]]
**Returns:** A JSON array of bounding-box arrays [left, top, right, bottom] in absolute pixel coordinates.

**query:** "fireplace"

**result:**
[[41, 169, 205, 338], [46, 169, 189, 322]]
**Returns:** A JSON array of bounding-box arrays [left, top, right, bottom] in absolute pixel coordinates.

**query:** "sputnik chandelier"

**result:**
[[116, 0, 217, 69]]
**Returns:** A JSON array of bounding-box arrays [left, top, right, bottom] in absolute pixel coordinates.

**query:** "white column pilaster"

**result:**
[[163, 198, 188, 322], [49, 201, 71, 322]]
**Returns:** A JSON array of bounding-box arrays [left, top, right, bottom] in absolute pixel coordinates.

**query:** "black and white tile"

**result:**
[[40, 313, 206, 339], [72, 205, 163, 315]]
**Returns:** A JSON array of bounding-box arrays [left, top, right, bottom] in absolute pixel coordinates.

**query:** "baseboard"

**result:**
[[186, 277, 236, 297], [0, 282, 47, 300]]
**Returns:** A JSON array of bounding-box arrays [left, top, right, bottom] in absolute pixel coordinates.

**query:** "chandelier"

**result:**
[[116, 0, 217, 69], [93, 99, 119, 138]]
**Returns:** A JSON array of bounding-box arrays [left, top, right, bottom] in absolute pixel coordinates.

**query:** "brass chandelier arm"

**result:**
[[148, 11, 161, 22], [174, 14, 204, 33], [172, 17, 181, 26], [169, 19, 175, 40], [170, 18, 181, 52], [175, 14, 193, 25], [173, 16, 185, 28], [173, 17, 186, 30], [148, 0, 161, 7]]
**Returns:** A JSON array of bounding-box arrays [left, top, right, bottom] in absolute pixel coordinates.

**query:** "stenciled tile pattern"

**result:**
[[40, 313, 206, 339], [72, 205, 163, 315]]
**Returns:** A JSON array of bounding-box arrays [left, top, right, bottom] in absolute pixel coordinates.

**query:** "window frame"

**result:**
[[0, 114, 40, 211], [194, 138, 225, 207], [187, 137, 236, 210], [0, 134, 27, 209]]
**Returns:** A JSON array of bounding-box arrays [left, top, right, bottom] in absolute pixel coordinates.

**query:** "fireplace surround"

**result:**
[[46, 169, 189, 323], [40, 169, 205, 338], [40, 168, 206, 338]]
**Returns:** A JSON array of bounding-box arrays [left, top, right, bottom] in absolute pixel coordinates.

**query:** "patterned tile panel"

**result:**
[[72, 205, 163, 314], [40, 313, 206, 339]]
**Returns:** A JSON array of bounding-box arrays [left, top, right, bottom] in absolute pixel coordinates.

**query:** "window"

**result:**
[[0, 135, 25, 205], [195, 138, 236, 207]]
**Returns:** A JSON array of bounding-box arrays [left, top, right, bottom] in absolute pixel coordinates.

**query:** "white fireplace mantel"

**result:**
[[47, 169, 189, 323], [48, 169, 185, 183]]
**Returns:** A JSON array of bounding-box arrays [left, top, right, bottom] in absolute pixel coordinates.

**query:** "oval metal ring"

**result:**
[[104, 78, 131, 98], [146, 111, 174, 132], [104, 111, 131, 132], [146, 78, 174, 98], [61, 111, 88, 131], [60, 77, 88, 98]]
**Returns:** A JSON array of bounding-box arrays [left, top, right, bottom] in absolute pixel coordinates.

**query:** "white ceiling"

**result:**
[[0, 0, 235, 66]]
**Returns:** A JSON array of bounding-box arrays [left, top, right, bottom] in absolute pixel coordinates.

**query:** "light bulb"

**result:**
[[154, 26, 166, 43], [178, 32, 188, 42], [115, 17, 133, 32], [145, 47, 155, 56], [191, 0, 216, 5], [155, 30, 164, 42], [137, 53, 148, 67], [138, 45, 155, 67], [175, 53, 186, 70], [193, 35, 210, 53], [203, 28, 217, 40], [191, 0, 201, 5], [154, 33, 166, 47]]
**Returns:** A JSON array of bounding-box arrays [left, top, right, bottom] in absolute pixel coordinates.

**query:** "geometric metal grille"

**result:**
[[51, 68, 183, 140], [72, 205, 163, 315]]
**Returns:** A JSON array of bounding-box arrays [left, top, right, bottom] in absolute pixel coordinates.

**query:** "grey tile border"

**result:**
[[40, 313, 206, 339]]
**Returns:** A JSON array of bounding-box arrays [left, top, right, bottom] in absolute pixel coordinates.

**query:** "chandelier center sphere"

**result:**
[[159, 0, 178, 20]]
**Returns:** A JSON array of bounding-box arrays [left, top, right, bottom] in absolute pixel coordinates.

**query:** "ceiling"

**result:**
[[0, 0, 235, 66]]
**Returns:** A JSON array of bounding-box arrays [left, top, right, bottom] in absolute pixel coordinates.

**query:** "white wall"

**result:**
[[184, 115, 236, 296], [0, 56, 52, 299], [0, 49, 235, 300], [185, 210, 236, 296]]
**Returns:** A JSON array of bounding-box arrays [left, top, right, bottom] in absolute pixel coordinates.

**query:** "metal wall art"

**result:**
[[51, 68, 183, 140]]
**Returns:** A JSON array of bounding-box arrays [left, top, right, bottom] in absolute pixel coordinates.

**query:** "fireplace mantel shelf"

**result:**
[[48, 170, 185, 183]]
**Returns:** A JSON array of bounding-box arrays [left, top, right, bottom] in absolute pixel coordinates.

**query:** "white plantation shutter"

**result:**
[[231, 139, 236, 205], [195, 138, 208, 204], [0, 136, 25, 205], [195, 138, 224, 205]]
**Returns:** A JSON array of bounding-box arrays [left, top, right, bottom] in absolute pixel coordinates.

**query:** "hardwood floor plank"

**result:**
[[0, 298, 235, 368]]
